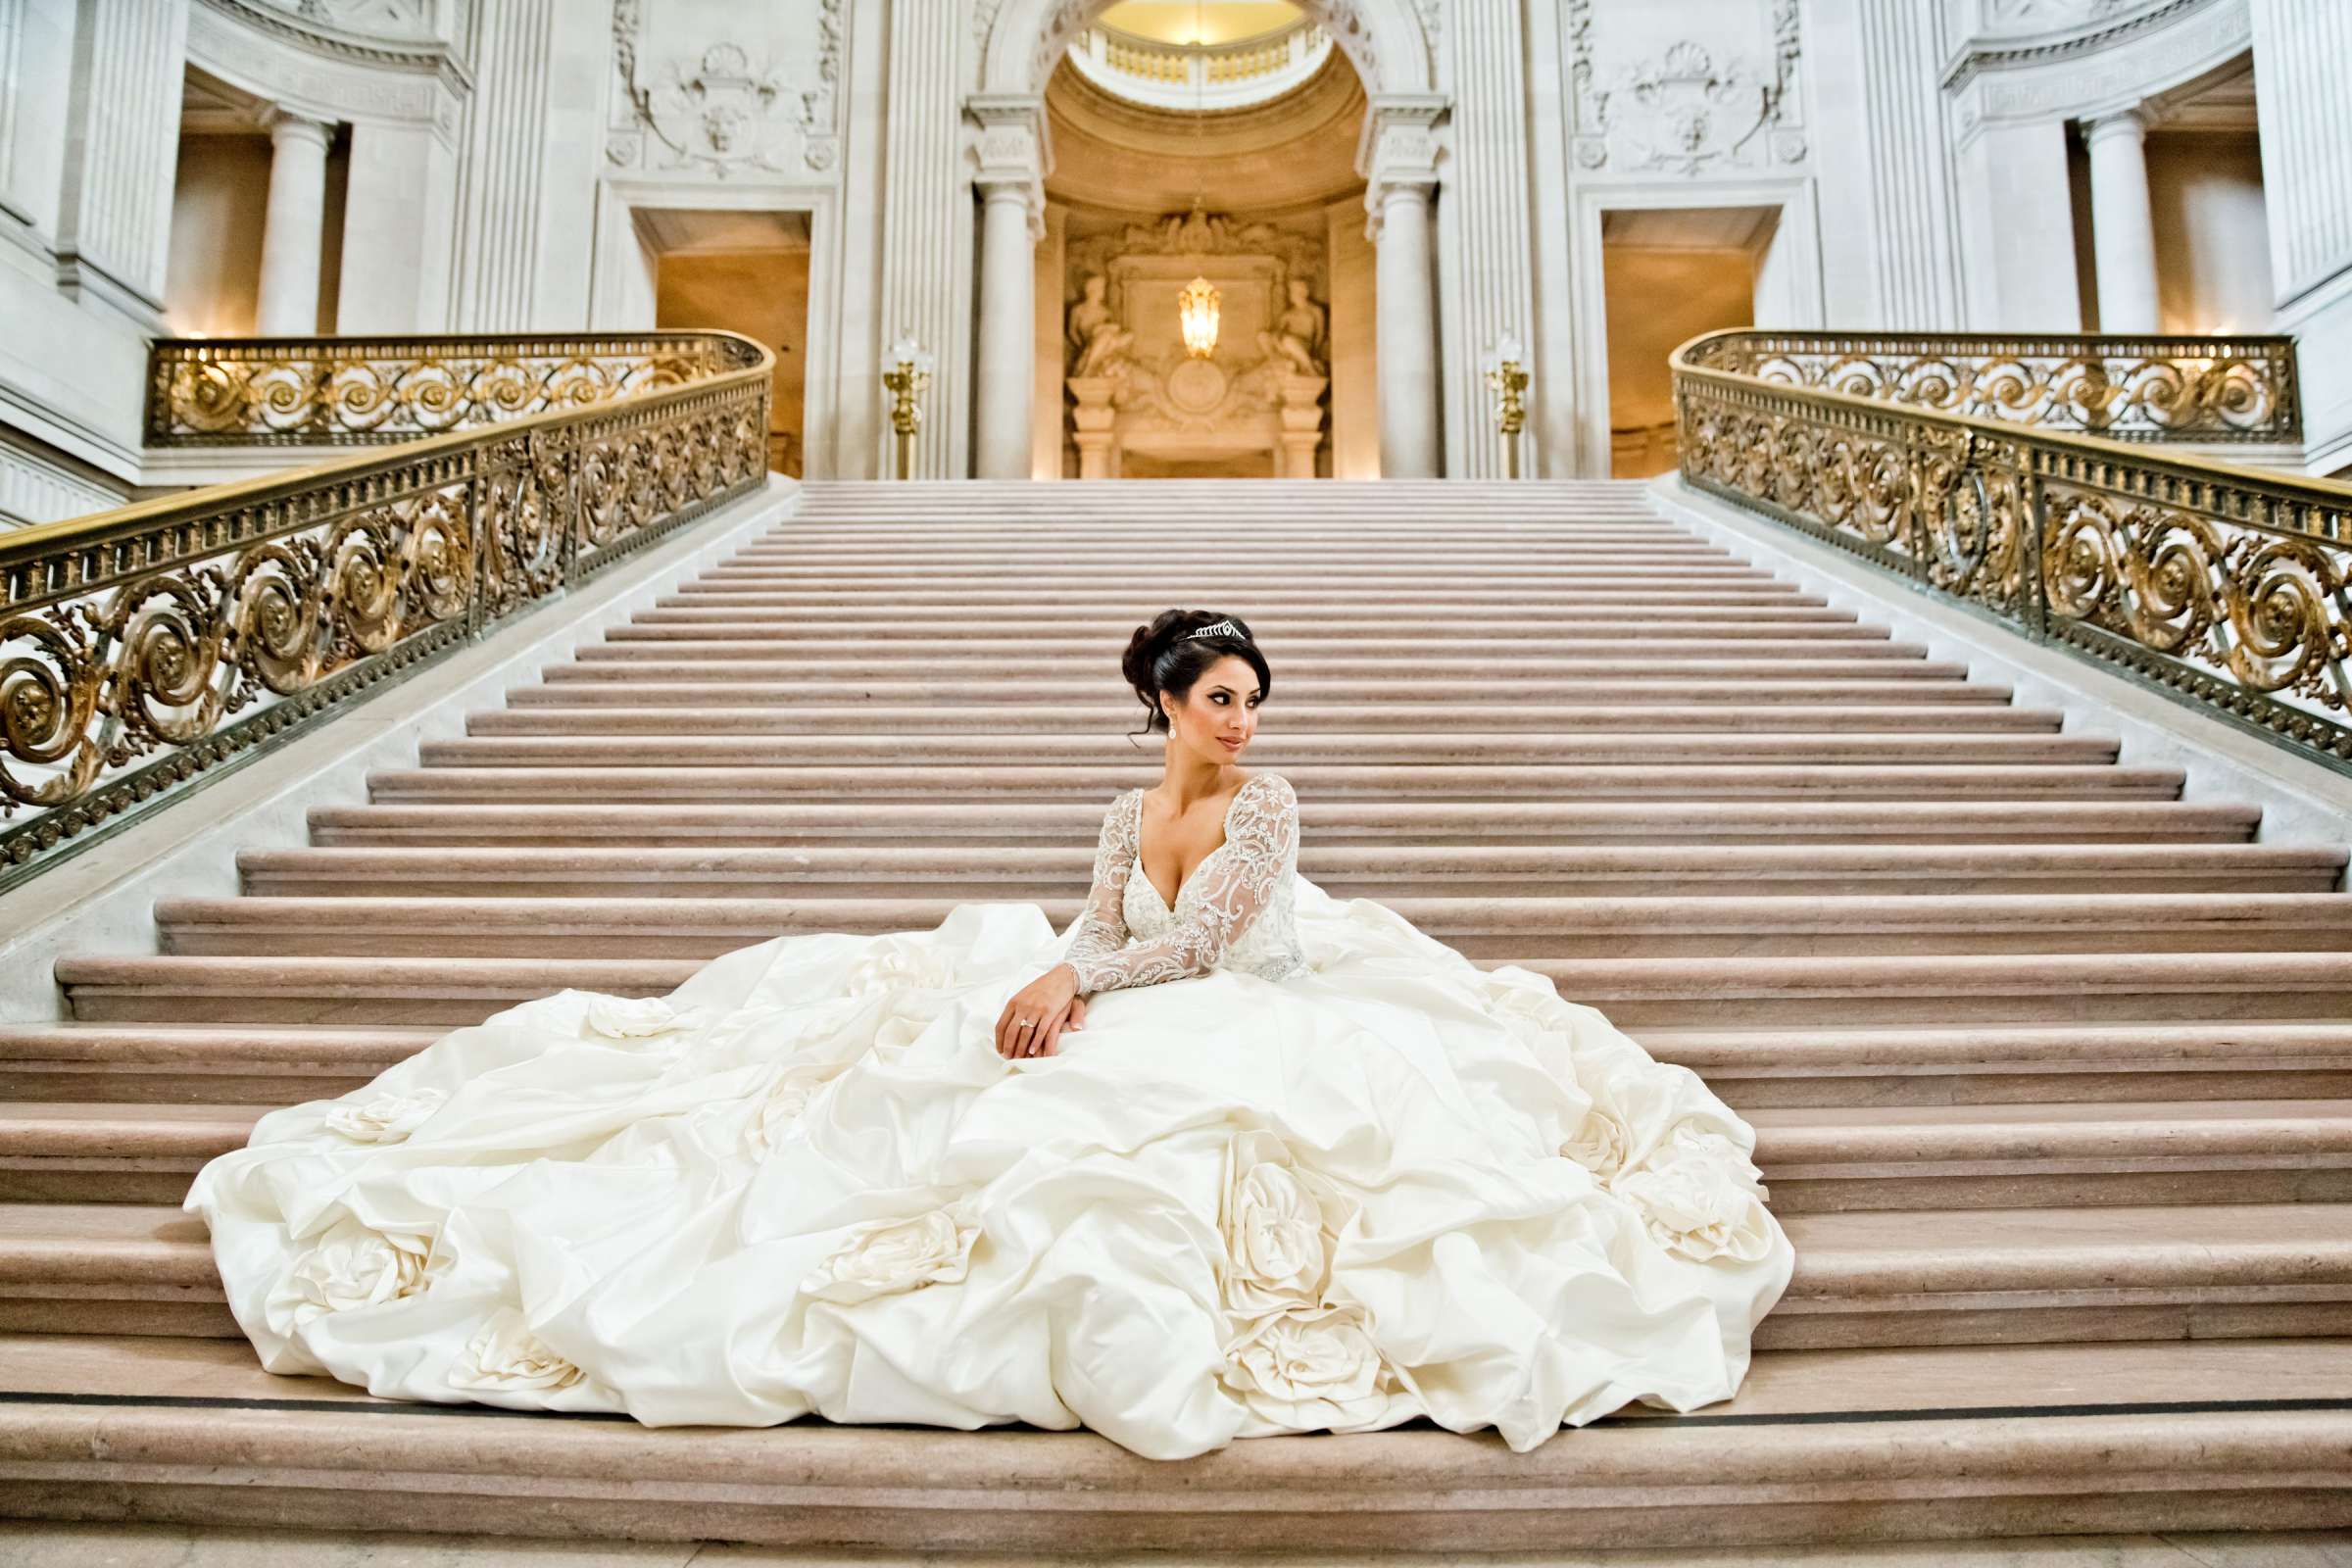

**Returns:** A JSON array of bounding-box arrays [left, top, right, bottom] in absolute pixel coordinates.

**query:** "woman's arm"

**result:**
[[1065, 774, 1297, 993], [1062, 788, 1140, 979]]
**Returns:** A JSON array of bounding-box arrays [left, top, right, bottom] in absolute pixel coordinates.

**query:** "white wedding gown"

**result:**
[[186, 771, 1794, 1459]]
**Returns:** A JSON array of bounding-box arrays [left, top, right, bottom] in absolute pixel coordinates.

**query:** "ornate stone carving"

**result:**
[[609, 0, 843, 178], [1061, 210, 1331, 477], [1066, 273, 1135, 379], [1567, 0, 1807, 176], [1257, 278, 1329, 378], [248, 0, 445, 42]]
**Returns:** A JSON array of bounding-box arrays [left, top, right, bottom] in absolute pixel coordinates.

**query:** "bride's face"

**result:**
[[1160, 655, 1263, 766]]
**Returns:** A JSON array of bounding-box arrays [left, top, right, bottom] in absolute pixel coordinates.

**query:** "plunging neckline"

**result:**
[[1136, 777, 1253, 913]]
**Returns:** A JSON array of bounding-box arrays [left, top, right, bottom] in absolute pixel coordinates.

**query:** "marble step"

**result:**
[[0, 1201, 2343, 1348], [3, 1021, 2347, 1111], [52, 953, 2352, 1028], [409, 733, 2131, 767], [700, 556, 1770, 577], [556, 653, 1971, 684], [661, 585, 1818, 612], [1746, 1101, 2352, 1210], [233, 842, 2348, 900], [308, 800, 2264, 848], [0, 1026, 430, 1105], [4, 1099, 2349, 1211], [365, 762, 2180, 805], [4, 1336, 2340, 1548], [465, 704, 2069, 738], [428, 733, 2119, 769], [507, 683, 2024, 715], [601, 613, 1875, 642], [1651, 1022, 2352, 1107], [146, 893, 2352, 961]]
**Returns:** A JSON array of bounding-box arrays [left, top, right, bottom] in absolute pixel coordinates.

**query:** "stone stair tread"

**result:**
[[6, 1201, 2348, 1300], [62, 951, 2352, 1001], [0, 1023, 438, 1059], [13, 1100, 2352, 1176], [0, 1102, 259, 1154], [1778, 1202, 2352, 1295], [366, 763, 2183, 802], [415, 735, 2129, 763], [466, 704, 2069, 734], [233, 842, 2349, 887], [153, 891, 2352, 935], [304, 800, 2267, 848], [1748, 1101, 2352, 1163], [0, 1331, 2339, 1418]]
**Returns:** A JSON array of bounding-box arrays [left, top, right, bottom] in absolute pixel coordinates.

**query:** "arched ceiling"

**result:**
[[1043, 51, 1366, 216]]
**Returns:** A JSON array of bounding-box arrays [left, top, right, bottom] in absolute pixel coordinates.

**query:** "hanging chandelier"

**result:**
[[1177, 271, 1220, 358], [1174, 0, 1220, 359]]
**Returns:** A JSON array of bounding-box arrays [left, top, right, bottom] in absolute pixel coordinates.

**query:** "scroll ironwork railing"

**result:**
[[1, 331, 771, 887], [146, 333, 751, 447], [1671, 328, 2350, 775], [1677, 330, 2301, 446]]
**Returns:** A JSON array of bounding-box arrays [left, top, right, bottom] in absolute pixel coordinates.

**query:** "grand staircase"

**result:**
[[1, 478, 2347, 1549]]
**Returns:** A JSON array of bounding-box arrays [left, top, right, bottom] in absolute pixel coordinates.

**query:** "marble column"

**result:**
[[2084, 107, 2161, 335], [967, 96, 1047, 481], [256, 110, 332, 336], [973, 183, 1038, 480], [1370, 184, 1439, 479], [1360, 97, 1446, 479]]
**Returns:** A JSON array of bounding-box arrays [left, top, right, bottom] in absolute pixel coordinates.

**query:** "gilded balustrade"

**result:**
[[1, 331, 771, 886], [1679, 330, 2300, 446], [1672, 329, 2350, 773], [146, 334, 744, 447]]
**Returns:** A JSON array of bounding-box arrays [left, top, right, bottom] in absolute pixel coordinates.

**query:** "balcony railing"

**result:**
[[1065, 23, 1333, 110], [1, 332, 771, 887], [1671, 329, 2349, 775], [1677, 330, 2301, 446]]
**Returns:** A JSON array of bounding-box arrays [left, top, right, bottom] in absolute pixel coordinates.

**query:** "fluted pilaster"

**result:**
[[878, 2, 966, 479], [450, 0, 554, 330], [1443, 0, 1533, 478], [1856, 0, 1961, 326], [55, 0, 188, 320], [2250, 0, 2352, 302]]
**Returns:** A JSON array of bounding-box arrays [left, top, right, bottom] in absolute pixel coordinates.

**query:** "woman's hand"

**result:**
[[996, 962, 1087, 1059]]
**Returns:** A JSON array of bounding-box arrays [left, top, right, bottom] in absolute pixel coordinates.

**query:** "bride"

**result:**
[[185, 609, 1794, 1459]]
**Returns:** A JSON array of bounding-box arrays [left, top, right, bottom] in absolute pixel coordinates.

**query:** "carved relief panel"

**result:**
[[609, 0, 843, 179], [1567, 0, 1806, 176]]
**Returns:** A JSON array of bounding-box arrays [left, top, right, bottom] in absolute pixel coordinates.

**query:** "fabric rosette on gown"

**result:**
[[186, 870, 1794, 1459]]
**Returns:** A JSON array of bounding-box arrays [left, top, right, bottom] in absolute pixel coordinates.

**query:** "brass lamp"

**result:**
[[1482, 332, 1530, 479], [881, 332, 934, 481]]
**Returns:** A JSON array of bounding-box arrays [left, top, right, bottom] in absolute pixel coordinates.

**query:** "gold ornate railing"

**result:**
[[1679, 330, 2301, 446], [146, 333, 749, 447], [1671, 329, 2350, 774], [1, 331, 771, 886]]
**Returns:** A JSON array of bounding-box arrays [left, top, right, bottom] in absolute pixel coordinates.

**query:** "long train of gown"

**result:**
[[185, 866, 1795, 1459]]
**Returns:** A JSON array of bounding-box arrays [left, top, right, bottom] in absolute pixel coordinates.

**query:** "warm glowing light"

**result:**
[[1177, 274, 1222, 358]]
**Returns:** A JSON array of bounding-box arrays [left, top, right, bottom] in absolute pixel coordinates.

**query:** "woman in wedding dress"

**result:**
[[185, 609, 1794, 1459]]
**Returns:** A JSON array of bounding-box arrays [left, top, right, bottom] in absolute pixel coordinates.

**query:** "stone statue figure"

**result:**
[[1256, 277, 1328, 377], [1065, 273, 1134, 380]]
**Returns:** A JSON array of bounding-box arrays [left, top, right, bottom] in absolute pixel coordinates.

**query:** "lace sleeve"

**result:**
[[1064, 774, 1298, 994], [1061, 788, 1139, 980]]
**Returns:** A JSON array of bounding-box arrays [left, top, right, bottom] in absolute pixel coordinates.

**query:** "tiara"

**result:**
[[1185, 618, 1247, 642]]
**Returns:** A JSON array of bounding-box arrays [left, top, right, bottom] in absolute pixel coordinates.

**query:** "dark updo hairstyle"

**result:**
[[1121, 610, 1272, 744]]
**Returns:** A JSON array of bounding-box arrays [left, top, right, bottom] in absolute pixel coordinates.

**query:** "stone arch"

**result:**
[[976, 0, 1435, 99]]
